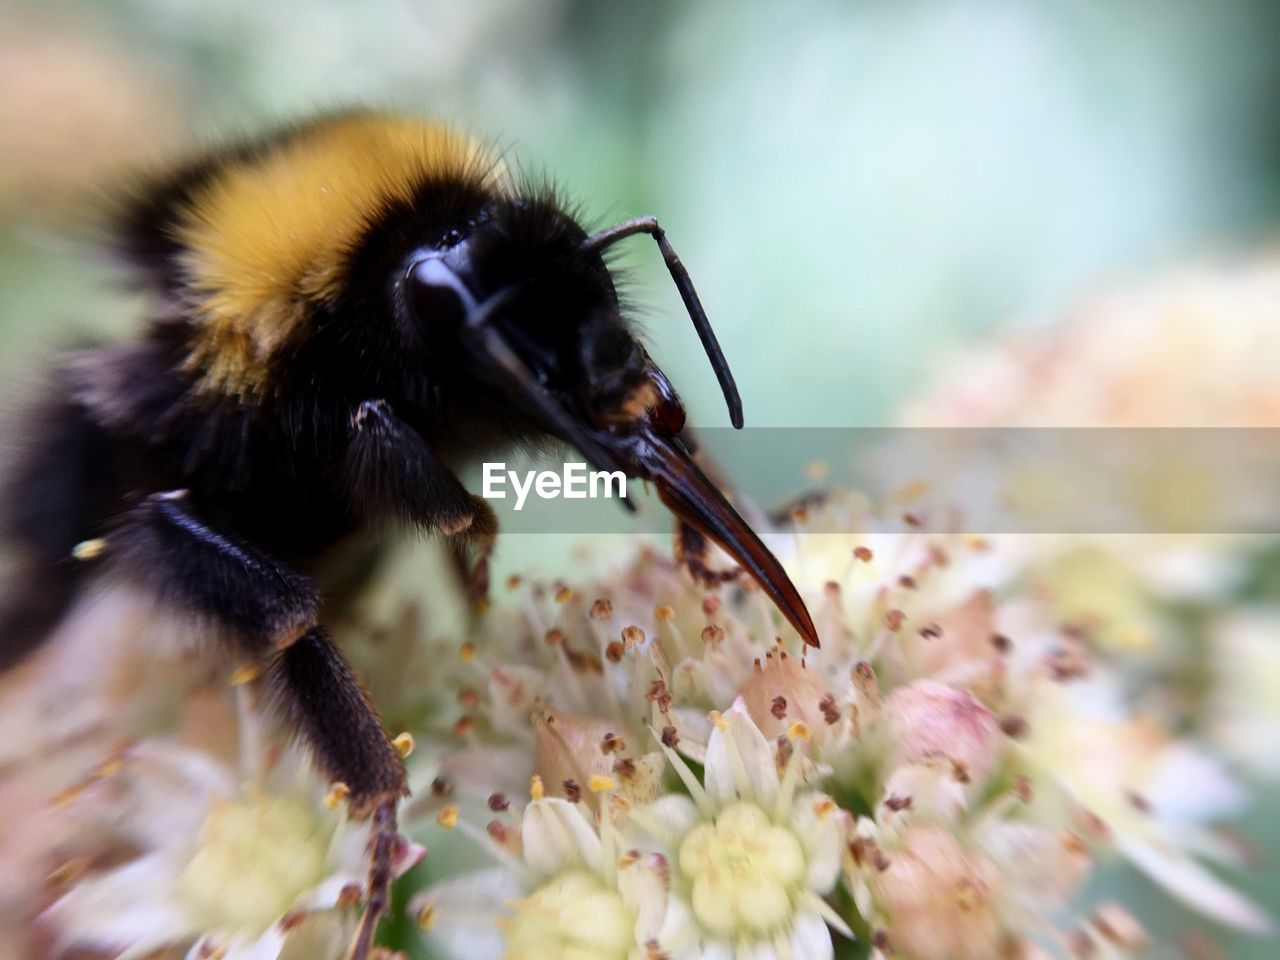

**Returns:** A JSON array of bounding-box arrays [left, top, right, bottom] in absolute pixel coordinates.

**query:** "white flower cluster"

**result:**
[[8, 255, 1280, 959], [405, 499, 1271, 960]]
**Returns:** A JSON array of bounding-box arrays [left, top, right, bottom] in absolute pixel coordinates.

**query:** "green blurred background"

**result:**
[[2, 0, 1278, 955], [4, 0, 1280, 425]]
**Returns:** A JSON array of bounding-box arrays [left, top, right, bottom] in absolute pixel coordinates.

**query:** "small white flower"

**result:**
[[413, 777, 668, 960], [40, 693, 423, 959], [628, 698, 851, 960]]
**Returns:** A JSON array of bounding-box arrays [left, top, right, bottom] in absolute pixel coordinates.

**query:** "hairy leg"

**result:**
[[105, 491, 407, 959], [346, 399, 498, 607]]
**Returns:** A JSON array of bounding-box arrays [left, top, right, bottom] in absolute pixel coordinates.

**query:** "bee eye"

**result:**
[[581, 324, 647, 404], [583, 325, 641, 373], [406, 256, 475, 328]]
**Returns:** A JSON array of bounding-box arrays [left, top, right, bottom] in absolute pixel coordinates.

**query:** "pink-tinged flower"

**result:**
[[880, 681, 1002, 788], [867, 823, 1005, 960], [738, 644, 834, 745], [906, 254, 1280, 428]]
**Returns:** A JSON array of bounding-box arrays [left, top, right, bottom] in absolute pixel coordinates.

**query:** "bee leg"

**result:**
[[669, 441, 740, 588], [266, 628, 408, 960], [346, 399, 476, 534], [107, 493, 409, 955], [676, 520, 740, 587], [107, 490, 320, 650], [346, 398, 498, 607], [446, 496, 498, 609], [347, 798, 401, 960]]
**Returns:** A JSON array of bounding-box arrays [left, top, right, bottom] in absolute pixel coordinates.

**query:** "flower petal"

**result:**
[[45, 854, 194, 958], [410, 867, 522, 960], [704, 698, 778, 806], [788, 911, 836, 960], [521, 797, 602, 877], [1117, 834, 1273, 934], [220, 927, 287, 960], [617, 851, 671, 946], [790, 794, 847, 893]]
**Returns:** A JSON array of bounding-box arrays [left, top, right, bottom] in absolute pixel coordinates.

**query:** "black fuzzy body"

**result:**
[[0, 114, 632, 669]]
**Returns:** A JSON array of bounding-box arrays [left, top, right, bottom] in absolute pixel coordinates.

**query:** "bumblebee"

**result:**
[[0, 111, 817, 957]]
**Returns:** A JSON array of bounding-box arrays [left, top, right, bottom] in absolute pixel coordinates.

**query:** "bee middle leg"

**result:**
[[346, 398, 499, 606], [106, 491, 408, 959]]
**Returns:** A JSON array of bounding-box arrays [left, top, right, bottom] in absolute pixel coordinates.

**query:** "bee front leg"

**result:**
[[104, 492, 408, 959], [676, 520, 740, 587], [346, 399, 498, 606]]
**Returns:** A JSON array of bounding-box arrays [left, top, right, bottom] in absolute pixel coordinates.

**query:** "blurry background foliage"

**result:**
[[3, 0, 1280, 426], [2, 0, 1279, 955]]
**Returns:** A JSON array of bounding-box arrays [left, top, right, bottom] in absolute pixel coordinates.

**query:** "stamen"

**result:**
[[651, 727, 711, 815], [323, 782, 350, 809], [228, 663, 260, 686], [775, 735, 806, 820], [588, 775, 616, 793], [71, 538, 106, 560], [416, 901, 436, 929]]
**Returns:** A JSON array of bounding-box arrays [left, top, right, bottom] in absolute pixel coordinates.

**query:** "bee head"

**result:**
[[399, 197, 662, 428], [397, 198, 817, 648]]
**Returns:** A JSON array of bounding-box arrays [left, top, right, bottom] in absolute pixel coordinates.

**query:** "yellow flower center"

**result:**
[[503, 869, 634, 960], [677, 801, 805, 936], [176, 792, 331, 935]]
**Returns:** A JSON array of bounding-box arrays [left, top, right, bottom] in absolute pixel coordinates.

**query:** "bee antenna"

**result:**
[[581, 217, 744, 429]]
